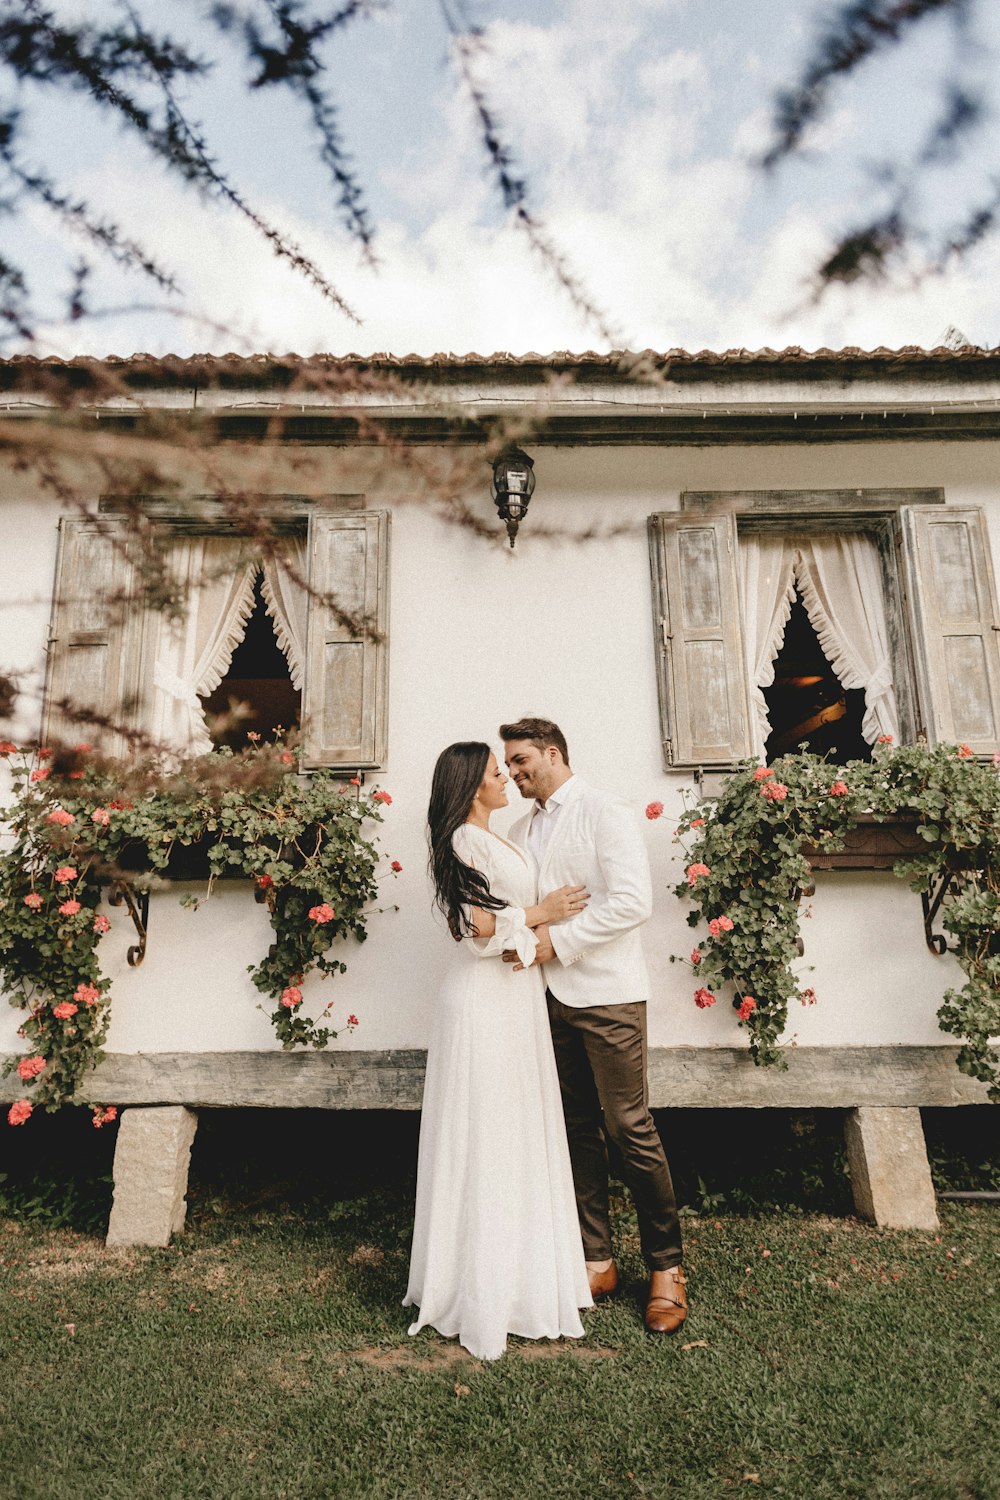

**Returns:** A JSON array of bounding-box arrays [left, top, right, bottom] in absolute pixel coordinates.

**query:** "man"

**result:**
[[499, 716, 686, 1335]]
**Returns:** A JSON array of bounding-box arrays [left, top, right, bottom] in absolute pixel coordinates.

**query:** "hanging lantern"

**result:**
[[490, 447, 536, 548]]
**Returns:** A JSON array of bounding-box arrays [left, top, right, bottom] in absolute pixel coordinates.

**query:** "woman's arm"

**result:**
[[469, 884, 588, 938]]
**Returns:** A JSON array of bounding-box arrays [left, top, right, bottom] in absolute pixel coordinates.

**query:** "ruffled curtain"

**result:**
[[740, 535, 798, 756], [148, 535, 308, 753], [740, 531, 900, 756], [261, 536, 308, 691]]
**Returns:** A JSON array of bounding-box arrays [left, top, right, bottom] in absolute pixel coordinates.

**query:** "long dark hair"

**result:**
[[428, 741, 507, 938]]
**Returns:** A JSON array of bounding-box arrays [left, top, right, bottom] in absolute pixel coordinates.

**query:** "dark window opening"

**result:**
[[200, 573, 300, 749], [763, 591, 870, 765]]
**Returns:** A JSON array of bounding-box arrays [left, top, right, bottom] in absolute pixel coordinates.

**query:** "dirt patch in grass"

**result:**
[[344, 1339, 617, 1369]]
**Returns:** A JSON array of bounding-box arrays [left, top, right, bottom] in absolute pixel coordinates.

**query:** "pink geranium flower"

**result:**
[[958, 744, 974, 758], [877, 734, 893, 745], [390, 860, 403, 873], [308, 903, 335, 924], [47, 808, 75, 826], [93, 914, 111, 934], [686, 863, 710, 885], [16, 1055, 46, 1080], [691, 948, 702, 966], [800, 987, 817, 1006], [54, 866, 78, 883], [281, 986, 303, 1009], [737, 996, 757, 1021], [708, 915, 734, 937], [24, 893, 43, 909], [91, 808, 111, 827], [92, 1106, 117, 1129], [30, 768, 50, 782], [8, 1099, 32, 1126], [645, 801, 664, 820], [347, 1014, 359, 1027], [372, 790, 392, 805], [690, 818, 705, 829], [58, 900, 81, 916], [828, 781, 849, 797], [0, 740, 17, 754], [73, 982, 101, 1007], [53, 1001, 78, 1019], [753, 767, 775, 781], [694, 987, 717, 1009], [760, 781, 788, 801]]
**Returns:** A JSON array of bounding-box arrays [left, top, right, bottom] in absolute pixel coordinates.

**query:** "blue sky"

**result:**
[[9, 0, 1000, 358]]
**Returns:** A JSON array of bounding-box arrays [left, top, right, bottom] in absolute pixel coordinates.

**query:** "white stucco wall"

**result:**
[[2, 434, 991, 1059]]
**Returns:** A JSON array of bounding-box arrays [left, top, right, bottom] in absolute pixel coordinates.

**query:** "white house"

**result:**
[[1, 345, 997, 1242]]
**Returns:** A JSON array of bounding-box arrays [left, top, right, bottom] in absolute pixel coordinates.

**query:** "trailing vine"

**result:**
[[0, 741, 397, 1123], [668, 740, 1000, 1100]]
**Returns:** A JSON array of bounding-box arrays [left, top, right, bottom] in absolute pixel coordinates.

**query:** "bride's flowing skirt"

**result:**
[[404, 958, 592, 1362]]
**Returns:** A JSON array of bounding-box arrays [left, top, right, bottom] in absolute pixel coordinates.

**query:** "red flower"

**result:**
[[256, 874, 274, 890], [73, 743, 93, 754], [877, 734, 893, 745], [57, 900, 81, 916], [67, 771, 85, 779], [391, 860, 403, 873], [350, 777, 361, 786], [0, 740, 17, 754], [828, 781, 848, 797], [107, 799, 133, 811], [800, 987, 817, 1006], [694, 987, 717, 1009], [686, 862, 710, 885], [308, 903, 335, 924], [281, 986, 302, 1009], [23, 893, 43, 909], [53, 1001, 78, 1019], [753, 767, 775, 781], [30, 768, 50, 782], [347, 1014, 359, 1027], [73, 982, 101, 1007], [645, 801, 664, 820], [372, 790, 392, 805], [760, 781, 788, 801], [280, 751, 294, 765], [958, 744, 973, 758], [54, 866, 78, 883], [93, 914, 111, 934], [708, 914, 734, 938], [8, 1099, 32, 1126], [737, 996, 757, 1021], [690, 948, 702, 966], [690, 818, 705, 829], [37, 747, 53, 759], [47, 807, 75, 826], [92, 1106, 117, 1129], [16, 1055, 46, 1080]]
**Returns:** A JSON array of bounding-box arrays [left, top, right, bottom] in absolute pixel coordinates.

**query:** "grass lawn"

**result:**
[[1, 1140, 997, 1500]]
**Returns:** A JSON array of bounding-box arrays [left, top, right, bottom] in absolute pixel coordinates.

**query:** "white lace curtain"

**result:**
[[148, 536, 308, 753], [740, 531, 900, 758]]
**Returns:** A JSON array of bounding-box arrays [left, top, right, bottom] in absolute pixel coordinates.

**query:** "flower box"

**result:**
[[803, 813, 928, 870]]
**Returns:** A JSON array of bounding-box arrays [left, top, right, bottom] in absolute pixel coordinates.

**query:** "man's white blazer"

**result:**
[[509, 778, 652, 1008]]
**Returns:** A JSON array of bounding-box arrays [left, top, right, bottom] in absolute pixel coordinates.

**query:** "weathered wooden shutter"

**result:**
[[43, 516, 140, 753], [901, 505, 1000, 753], [648, 512, 751, 768], [301, 510, 389, 769]]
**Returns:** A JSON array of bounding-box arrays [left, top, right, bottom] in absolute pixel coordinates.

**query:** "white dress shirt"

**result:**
[[525, 774, 577, 869]]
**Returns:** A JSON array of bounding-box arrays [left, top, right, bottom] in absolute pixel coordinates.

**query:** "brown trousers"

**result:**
[[546, 991, 683, 1271]]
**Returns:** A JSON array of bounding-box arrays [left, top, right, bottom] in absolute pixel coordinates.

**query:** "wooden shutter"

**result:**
[[648, 512, 751, 768], [43, 517, 140, 753], [301, 510, 389, 769], [901, 506, 1000, 753]]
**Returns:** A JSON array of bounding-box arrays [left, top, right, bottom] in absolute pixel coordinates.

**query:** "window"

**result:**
[[648, 490, 1000, 768], [43, 504, 390, 768]]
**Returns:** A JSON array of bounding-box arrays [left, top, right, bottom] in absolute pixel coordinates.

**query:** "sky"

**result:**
[[8, 0, 1000, 359]]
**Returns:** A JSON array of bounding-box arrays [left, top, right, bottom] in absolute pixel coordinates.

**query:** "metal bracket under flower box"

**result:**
[[108, 880, 149, 967]]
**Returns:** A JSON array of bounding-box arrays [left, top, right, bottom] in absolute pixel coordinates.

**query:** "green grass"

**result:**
[[1, 1173, 998, 1500]]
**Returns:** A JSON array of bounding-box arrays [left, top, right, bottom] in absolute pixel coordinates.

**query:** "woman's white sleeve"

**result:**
[[471, 905, 538, 965]]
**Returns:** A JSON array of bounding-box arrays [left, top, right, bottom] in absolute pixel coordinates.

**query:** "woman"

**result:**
[[404, 741, 593, 1361]]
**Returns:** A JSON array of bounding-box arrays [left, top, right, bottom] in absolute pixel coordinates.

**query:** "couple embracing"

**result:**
[[404, 717, 685, 1362]]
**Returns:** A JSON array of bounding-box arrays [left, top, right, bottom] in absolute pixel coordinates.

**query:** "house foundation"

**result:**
[[105, 1105, 199, 1248], [844, 1105, 940, 1230]]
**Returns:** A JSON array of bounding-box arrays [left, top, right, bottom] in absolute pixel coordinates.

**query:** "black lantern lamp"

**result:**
[[491, 446, 536, 548]]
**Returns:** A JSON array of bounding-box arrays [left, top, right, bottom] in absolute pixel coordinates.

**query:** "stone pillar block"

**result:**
[[844, 1105, 939, 1230], [106, 1106, 199, 1248]]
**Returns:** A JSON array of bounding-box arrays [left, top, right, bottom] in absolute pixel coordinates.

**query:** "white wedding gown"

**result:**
[[404, 823, 592, 1361]]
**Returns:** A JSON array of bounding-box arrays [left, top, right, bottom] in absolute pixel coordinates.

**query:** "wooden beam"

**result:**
[[0, 1046, 990, 1110]]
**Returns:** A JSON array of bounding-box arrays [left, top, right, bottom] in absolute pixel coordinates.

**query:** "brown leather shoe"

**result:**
[[644, 1266, 687, 1334], [587, 1261, 619, 1300]]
